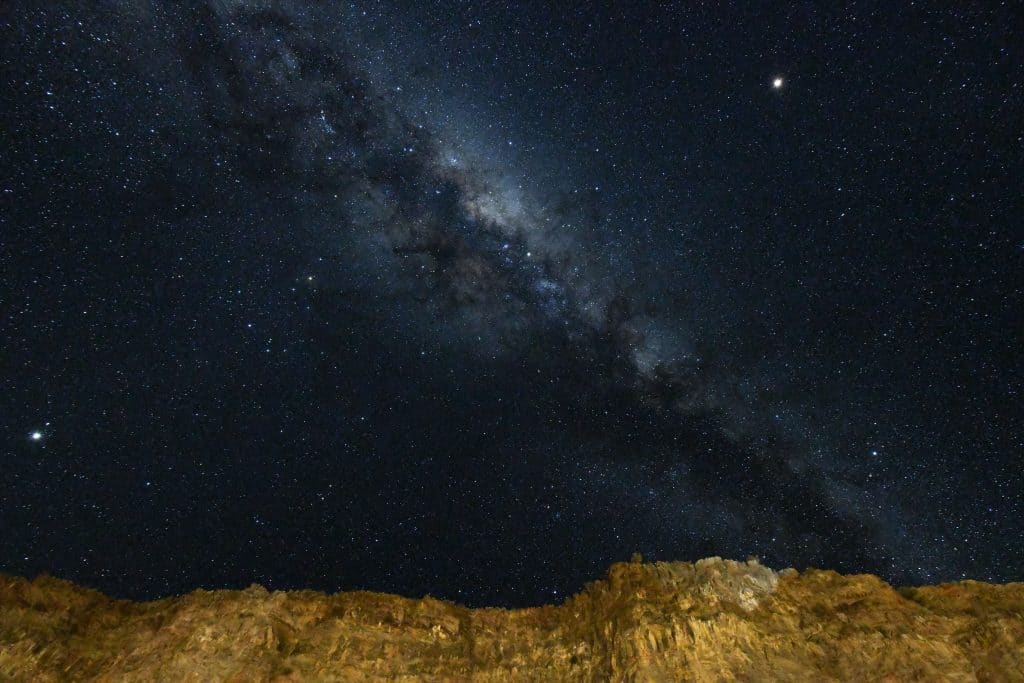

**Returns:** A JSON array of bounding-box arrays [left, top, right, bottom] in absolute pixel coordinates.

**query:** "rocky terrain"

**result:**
[[1, 557, 1022, 681]]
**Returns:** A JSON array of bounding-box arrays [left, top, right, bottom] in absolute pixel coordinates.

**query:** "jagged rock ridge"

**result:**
[[1, 557, 1022, 681]]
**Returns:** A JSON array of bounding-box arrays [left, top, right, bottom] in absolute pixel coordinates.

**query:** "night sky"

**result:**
[[2, 1, 1022, 607]]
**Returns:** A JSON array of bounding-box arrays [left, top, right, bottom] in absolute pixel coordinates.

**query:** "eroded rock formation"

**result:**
[[2, 557, 1022, 681]]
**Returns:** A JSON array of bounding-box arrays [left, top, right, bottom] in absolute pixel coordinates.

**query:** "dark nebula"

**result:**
[[2, 1, 1021, 606]]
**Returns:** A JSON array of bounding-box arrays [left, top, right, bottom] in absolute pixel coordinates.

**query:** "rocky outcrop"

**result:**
[[1, 557, 1022, 681]]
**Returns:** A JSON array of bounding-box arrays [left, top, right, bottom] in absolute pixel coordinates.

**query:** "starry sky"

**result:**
[[2, 1, 1022, 607]]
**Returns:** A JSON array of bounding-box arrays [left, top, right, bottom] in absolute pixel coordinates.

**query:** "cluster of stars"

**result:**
[[1, 0, 1019, 607]]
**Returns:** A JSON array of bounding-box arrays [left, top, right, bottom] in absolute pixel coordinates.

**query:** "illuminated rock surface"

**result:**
[[2, 558, 1022, 681]]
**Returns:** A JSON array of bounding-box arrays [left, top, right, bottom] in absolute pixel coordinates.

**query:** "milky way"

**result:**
[[197, 1, 876, 555], [3, 0, 1021, 605]]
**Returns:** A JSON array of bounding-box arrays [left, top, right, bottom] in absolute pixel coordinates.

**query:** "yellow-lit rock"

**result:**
[[2, 557, 1022, 681]]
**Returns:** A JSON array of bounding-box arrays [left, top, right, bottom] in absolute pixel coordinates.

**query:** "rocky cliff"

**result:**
[[1, 557, 1022, 681]]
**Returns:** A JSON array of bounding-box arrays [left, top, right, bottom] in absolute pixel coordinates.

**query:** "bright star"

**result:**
[[772, 77, 784, 89], [30, 431, 43, 441]]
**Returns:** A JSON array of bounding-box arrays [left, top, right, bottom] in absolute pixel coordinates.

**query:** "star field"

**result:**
[[1, 1, 1022, 606]]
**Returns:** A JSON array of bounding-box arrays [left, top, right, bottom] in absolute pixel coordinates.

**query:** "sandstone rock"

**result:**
[[1, 558, 1021, 681]]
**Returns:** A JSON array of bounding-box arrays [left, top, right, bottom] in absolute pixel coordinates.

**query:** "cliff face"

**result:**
[[1, 558, 1022, 681]]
